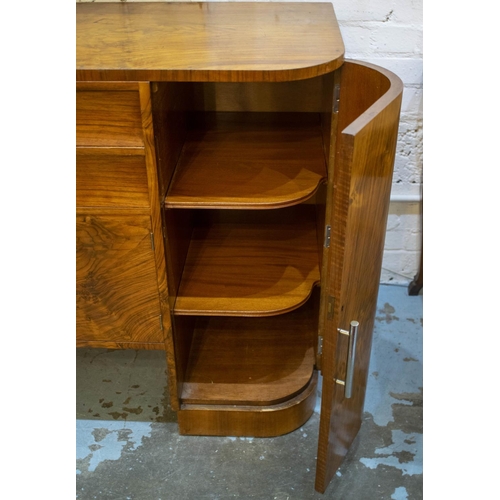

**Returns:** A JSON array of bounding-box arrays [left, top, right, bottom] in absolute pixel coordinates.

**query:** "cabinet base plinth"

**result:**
[[177, 372, 317, 437]]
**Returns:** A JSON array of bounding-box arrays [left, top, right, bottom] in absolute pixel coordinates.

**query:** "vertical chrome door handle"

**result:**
[[335, 320, 359, 399]]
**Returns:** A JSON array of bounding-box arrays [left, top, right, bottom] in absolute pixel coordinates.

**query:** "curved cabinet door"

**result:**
[[315, 60, 403, 493], [76, 213, 165, 348]]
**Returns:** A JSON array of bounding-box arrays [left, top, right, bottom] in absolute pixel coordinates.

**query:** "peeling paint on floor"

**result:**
[[364, 286, 423, 427], [360, 429, 423, 475], [391, 486, 409, 500], [76, 420, 152, 473]]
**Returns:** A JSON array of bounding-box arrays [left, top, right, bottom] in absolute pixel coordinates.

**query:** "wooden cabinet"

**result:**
[[76, 81, 170, 350], [76, 2, 403, 493]]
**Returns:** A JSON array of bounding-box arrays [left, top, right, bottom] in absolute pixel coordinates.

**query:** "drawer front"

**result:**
[[76, 151, 150, 208], [76, 90, 144, 147], [76, 213, 163, 344]]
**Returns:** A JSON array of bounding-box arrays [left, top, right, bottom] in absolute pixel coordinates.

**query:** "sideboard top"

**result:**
[[76, 2, 345, 82]]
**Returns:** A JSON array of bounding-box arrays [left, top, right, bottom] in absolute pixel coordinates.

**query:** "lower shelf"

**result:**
[[178, 372, 317, 437], [180, 289, 319, 406]]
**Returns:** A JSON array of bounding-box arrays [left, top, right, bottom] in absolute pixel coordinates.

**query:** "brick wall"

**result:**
[[333, 0, 423, 284], [77, 0, 423, 285]]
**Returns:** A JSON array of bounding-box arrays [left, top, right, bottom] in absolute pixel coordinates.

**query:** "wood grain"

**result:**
[[165, 113, 327, 209], [74, 6, 406, 487], [138, 82, 177, 406], [151, 82, 190, 200], [76, 340, 165, 351], [76, 2, 344, 82], [76, 213, 164, 344], [183, 76, 334, 113], [76, 89, 144, 148], [315, 61, 403, 493], [76, 82, 140, 92], [317, 69, 341, 370], [173, 206, 320, 316], [76, 151, 150, 208], [170, 315, 196, 403], [178, 372, 317, 437], [181, 289, 318, 405]]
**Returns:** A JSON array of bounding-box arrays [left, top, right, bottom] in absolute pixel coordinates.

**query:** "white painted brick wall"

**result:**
[[77, 0, 423, 285]]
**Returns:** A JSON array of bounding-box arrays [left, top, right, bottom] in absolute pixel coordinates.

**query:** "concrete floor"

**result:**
[[76, 284, 422, 499]]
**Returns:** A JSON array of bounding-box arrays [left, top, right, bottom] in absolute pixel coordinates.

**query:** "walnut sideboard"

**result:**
[[76, 2, 403, 493]]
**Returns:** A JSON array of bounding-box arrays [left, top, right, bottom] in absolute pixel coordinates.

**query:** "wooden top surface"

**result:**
[[76, 2, 344, 82]]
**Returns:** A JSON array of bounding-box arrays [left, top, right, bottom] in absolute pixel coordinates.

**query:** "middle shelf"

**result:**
[[170, 206, 321, 317]]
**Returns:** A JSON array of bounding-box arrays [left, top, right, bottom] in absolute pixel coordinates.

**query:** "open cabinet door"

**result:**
[[315, 61, 403, 493]]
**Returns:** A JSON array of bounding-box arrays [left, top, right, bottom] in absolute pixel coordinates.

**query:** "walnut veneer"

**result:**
[[76, 2, 403, 494]]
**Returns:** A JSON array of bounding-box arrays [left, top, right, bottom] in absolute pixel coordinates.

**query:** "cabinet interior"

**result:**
[[152, 74, 333, 409]]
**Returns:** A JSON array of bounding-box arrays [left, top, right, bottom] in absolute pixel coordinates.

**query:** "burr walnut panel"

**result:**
[[76, 213, 163, 345]]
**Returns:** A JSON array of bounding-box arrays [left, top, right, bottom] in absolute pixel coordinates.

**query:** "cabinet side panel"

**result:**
[[151, 82, 190, 199], [171, 316, 196, 402], [139, 82, 178, 408], [316, 61, 403, 493], [151, 85, 195, 408], [139, 82, 170, 319]]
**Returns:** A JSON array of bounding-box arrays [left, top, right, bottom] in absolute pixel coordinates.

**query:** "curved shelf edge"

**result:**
[[173, 281, 321, 318], [178, 372, 318, 437], [164, 178, 327, 210]]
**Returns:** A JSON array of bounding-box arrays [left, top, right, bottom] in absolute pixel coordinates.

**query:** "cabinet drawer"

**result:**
[[76, 151, 150, 208], [76, 90, 144, 147], [76, 213, 163, 344]]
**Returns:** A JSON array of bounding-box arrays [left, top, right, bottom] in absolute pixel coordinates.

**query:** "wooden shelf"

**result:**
[[173, 206, 320, 316], [181, 292, 318, 405], [165, 113, 327, 209]]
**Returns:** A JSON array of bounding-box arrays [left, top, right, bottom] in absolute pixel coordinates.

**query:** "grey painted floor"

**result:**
[[76, 284, 422, 499]]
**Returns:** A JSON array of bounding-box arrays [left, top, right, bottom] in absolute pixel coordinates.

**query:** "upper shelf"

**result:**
[[76, 2, 345, 82], [165, 113, 327, 209]]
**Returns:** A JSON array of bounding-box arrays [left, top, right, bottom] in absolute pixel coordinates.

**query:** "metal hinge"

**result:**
[[150, 232, 155, 251], [333, 83, 341, 113], [317, 335, 323, 357], [324, 225, 331, 248], [160, 314, 164, 331]]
